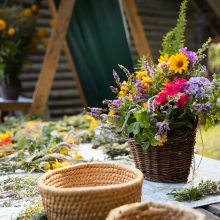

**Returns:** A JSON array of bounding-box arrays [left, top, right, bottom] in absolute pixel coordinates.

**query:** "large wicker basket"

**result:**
[[128, 127, 197, 183], [38, 163, 144, 220], [106, 201, 205, 220]]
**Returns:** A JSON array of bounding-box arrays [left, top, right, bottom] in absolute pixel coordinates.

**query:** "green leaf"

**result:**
[[160, 0, 187, 55], [142, 142, 150, 152], [127, 122, 141, 135]]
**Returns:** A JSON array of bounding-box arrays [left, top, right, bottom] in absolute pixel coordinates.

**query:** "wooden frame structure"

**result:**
[[30, 0, 152, 116], [29, 0, 87, 116], [123, 0, 152, 60], [0, 0, 152, 118]]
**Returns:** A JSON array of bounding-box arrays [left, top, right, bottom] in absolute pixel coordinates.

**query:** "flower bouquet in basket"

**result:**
[[88, 0, 220, 183]]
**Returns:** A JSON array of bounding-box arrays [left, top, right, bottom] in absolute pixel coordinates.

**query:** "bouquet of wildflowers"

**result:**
[[89, 0, 220, 150], [0, 3, 39, 83]]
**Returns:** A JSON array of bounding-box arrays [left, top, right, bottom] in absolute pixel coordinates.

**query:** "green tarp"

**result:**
[[67, 0, 133, 106]]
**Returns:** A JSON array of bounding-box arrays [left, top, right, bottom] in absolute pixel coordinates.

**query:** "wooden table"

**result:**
[[0, 96, 32, 121], [0, 96, 32, 112], [1, 146, 220, 219]]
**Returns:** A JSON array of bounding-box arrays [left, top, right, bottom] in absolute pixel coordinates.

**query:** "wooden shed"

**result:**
[[9, 0, 220, 118]]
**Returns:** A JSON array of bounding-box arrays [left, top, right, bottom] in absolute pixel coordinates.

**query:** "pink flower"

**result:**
[[155, 78, 188, 104]]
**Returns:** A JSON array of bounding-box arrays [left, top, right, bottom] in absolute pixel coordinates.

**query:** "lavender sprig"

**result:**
[[110, 86, 118, 94], [118, 64, 131, 78], [113, 69, 121, 86]]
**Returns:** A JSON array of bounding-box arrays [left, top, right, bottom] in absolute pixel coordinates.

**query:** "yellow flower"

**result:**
[[31, 4, 38, 13], [155, 134, 168, 146], [37, 28, 48, 38], [169, 53, 189, 74], [8, 27, 15, 36], [128, 94, 133, 100], [26, 120, 38, 126], [5, 130, 11, 136], [44, 162, 51, 171], [52, 159, 70, 169], [85, 115, 98, 130], [0, 19, 6, 30], [119, 91, 125, 98], [74, 151, 83, 159], [143, 102, 148, 107], [58, 146, 69, 155], [67, 136, 75, 143], [136, 71, 147, 79], [108, 109, 115, 116], [120, 81, 128, 92], [158, 53, 169, 63], [22, 8, 32, 17], [142, 76, 153, 83]]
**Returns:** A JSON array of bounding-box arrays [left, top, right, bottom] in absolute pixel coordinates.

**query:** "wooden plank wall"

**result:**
[[19, 1, 84, 119], [129, 0, 202, 63]]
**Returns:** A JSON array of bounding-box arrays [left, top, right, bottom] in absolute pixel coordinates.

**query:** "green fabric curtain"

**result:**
[[67, 0, 133, 106]]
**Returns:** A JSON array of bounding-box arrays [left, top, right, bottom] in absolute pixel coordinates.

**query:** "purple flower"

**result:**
[[179, 47, 198, 62], [144, 59, 150, 73], [186, 77, 211, 97], [156, 120, 170, 136], [132, 93, 142, 100], [134, 80, 141, 88], [192, 103, 211, 113], [112, 99, 121, 106]]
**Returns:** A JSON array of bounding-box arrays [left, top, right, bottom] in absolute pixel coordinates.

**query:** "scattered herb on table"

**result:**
[[17, 201, 46, 220], [169, 180, 220, 201], [0, 174, 40, 203]]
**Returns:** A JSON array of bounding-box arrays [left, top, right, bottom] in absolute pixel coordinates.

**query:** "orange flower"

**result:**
[[0, 19, 6, 30], [0, 131, 12, 146]]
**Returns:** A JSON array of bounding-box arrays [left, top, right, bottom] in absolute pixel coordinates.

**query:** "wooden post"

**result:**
[[29, 0, 75, 116], [48, 0, 88, 107], [123, 0, 152, 60]]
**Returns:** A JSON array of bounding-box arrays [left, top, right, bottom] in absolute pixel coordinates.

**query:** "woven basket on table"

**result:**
[[38, 163, 144, 220], [106, 201, 205, 220], [127, 127, 197, 183]]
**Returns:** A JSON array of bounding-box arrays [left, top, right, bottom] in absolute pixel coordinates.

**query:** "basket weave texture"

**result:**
[[106, 201, 205, 220], [38, 163, 144, 220], [128, 127, 197, 183]]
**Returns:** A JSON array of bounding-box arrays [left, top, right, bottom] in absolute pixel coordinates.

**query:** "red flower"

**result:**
[[175, 94, 189, 107], [155, 78, 188, 104]]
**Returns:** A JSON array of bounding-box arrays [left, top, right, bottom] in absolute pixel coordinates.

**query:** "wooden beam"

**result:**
[[48, 0, 88, 107], [29, 0, 75, 116], [123, 0, 152, 60]]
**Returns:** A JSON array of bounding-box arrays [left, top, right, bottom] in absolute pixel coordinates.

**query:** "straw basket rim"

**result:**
[[38, 162, 144, 194], [106, 201, 206, 220]]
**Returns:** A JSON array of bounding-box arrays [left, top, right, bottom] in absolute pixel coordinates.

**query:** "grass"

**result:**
[[196, 123, 220, 160]]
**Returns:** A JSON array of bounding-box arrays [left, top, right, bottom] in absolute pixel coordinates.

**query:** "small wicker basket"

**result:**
[[106, 201, 206, 220], [38, 163, 144, 220], [128, 127, 197, 183]]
